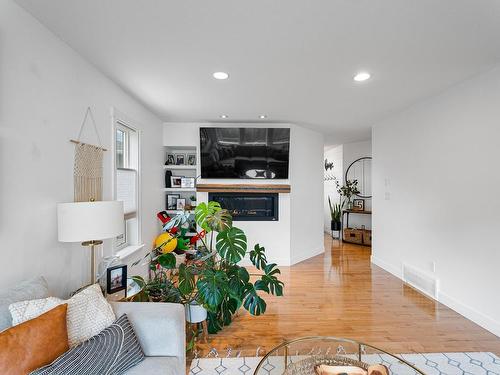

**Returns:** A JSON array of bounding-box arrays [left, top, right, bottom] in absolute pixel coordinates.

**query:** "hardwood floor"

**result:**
[[192, 235, 500, 359]]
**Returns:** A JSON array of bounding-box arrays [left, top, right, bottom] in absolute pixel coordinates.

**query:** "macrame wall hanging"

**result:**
[[71, 107, 107, 202]]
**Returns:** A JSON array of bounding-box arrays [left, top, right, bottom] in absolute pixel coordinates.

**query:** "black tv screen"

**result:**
[[200, 128, 290, 179]]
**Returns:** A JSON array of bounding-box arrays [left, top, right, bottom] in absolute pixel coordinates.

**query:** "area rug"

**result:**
[[189, 352, 500, 374]]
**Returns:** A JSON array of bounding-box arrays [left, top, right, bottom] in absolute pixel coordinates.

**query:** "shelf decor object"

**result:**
[[57, 201, 124, 285]]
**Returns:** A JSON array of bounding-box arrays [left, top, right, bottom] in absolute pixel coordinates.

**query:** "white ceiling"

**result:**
[[16, 0, 500, 143]]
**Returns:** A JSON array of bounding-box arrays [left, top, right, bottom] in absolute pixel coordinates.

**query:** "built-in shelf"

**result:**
[[164, 165, 197, 170], [164, 187, 197, 192], [196, 184, 291, 194], [165, 210, 194, 215]]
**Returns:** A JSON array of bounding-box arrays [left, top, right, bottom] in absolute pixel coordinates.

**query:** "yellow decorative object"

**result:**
[[155, 232, 177, 253]]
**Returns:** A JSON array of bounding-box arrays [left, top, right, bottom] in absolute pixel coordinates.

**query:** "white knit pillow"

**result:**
[[9, 284, 115, 347]]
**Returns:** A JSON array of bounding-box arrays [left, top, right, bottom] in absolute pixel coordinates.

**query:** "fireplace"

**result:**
[[208, 192, 279, 221]]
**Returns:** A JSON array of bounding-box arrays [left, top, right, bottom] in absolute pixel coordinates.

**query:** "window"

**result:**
[[114, 118, 141, 253]]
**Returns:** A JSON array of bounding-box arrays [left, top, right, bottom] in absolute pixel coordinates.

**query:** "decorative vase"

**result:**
[[331, 220, 341, 231], [347, 201, 353, 210], [185, 302, 207, 323]]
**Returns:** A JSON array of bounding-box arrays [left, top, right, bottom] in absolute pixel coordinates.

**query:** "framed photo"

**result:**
[[352, 199, 365, 211], [107, 265, 127, 294], [165, 153, 175, 165], [170, 176, 182, 188], [181, 177, 195, 188], [175, 153, 185, 165], [166, 194, 180, 210], [176, 198, 186, 210], [187, 154, 196, 166]]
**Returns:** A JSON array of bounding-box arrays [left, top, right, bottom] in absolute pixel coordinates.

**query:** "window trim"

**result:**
[[111, 108, 142, 254]]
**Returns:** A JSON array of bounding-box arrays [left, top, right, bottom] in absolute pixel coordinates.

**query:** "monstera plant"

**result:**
[[133, 201, 284, 335]]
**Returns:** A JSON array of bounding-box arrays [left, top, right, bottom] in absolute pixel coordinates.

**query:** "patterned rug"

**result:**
[[189, 352, 500, 374]]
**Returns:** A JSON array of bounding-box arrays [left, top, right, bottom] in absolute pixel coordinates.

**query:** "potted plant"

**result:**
[[189, 195, 197, 207], [337, 180, 360, 210], [328, 196, 342, 231], [132, 201, 284, 337]]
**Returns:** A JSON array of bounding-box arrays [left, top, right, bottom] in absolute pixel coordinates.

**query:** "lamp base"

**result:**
[[81, 240, 103, 285]]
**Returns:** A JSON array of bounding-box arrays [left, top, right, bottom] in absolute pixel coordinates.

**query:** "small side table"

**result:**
[[341, 209, 372, 246]]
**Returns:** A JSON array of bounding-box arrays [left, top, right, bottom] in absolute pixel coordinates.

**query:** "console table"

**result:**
[[341, 210, 372, 246]]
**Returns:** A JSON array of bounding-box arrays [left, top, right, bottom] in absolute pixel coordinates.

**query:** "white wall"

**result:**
[[163, 122, 324, 265], [324, 145, 343, 233], [289, 125, 325, 264], [0, 0, 163, 298], [372, 65, 500, 337], [343, 140, 372, 229]]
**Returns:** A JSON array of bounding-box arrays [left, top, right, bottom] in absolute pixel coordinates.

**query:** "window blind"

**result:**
[[116, 168, 137, 215]]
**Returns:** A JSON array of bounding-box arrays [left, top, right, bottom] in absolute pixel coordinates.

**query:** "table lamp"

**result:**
[[57, 201, 124, 285]]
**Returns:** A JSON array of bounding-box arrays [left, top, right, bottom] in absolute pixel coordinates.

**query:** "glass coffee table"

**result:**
[[254, 337, 425, 375]]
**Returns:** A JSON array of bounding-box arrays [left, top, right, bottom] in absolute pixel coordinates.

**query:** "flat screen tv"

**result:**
[[200, 127, 290, 179]]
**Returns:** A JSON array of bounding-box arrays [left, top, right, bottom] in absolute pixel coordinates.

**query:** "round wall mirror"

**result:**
[[345, 157, 372, 198]]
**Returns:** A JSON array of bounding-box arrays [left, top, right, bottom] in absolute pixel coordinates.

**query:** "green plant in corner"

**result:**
[[328, 196, 341, 223]]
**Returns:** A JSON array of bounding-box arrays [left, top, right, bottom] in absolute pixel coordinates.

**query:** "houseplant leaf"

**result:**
[[195, 201, 222, 232], [242, 284, 267, 316], [207, 311, 223, 334], [197, 269, 228, 310], [206, 208, 233, 232], [216, 227, 247, 263], [227, 265, 249, 299], [178, 263, 195, 296], [157, 253, 176, 269], [260, 263, 284, 296], [249, 244, 267, 270]]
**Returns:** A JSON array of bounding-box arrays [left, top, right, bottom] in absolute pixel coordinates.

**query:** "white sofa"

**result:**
[[111, 302, 186, 375], [0, 278, 186, 375]]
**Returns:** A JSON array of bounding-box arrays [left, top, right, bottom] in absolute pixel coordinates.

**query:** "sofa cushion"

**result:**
[[0, 304, 69, 375], [10, 283, 115, 347], [123, 357, 183, 375], [0, 276, 49, 331], [31, 314, 144, 375]]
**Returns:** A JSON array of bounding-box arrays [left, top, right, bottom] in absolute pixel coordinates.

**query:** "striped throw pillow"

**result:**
[[30, 314, 144, 375]]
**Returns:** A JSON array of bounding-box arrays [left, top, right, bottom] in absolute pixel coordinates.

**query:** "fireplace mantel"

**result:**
[[196, 184, 291, 194]]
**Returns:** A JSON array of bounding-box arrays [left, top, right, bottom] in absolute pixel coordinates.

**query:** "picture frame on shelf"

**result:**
[[176, 198, 186, 210], [165, 153, 175, 165], [181, 177, 195, 188], [170, 176, 182, 188], [352, 199, 365, 211], [187, 154, 196, 166], [175, 153, 185, 165], [106, 265, 127, 295], [166, 194, 180, 210]]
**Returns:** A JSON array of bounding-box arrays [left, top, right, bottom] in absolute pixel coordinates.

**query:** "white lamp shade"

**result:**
[[57, 201, 124, 242]]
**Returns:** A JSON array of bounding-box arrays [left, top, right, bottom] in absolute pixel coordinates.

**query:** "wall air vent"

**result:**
[[402, 264, 439, 300]]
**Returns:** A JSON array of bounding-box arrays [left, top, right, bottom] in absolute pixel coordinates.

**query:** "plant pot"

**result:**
[[185, 302, 207, 323], [331, 220, 341, 231]]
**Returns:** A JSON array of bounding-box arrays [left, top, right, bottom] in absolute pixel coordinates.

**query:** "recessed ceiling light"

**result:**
[[259, 115, 267, 119], [353, 72, 371, 82], [220, 115, 228, 119], [213, 72, 229, 80]]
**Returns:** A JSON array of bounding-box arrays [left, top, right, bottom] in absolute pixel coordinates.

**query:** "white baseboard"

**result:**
[[370, 255, 402, 278], [291, 244, 324, 265], [438, 291, 500, 338], [371, 255, 500, 338]]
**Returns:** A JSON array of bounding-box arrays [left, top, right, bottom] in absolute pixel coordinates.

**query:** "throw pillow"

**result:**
[[0, 276, 49, 331], [9, 283, 115, 347], [0, 304, 69, 375], [31, 314, 145, 375]]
